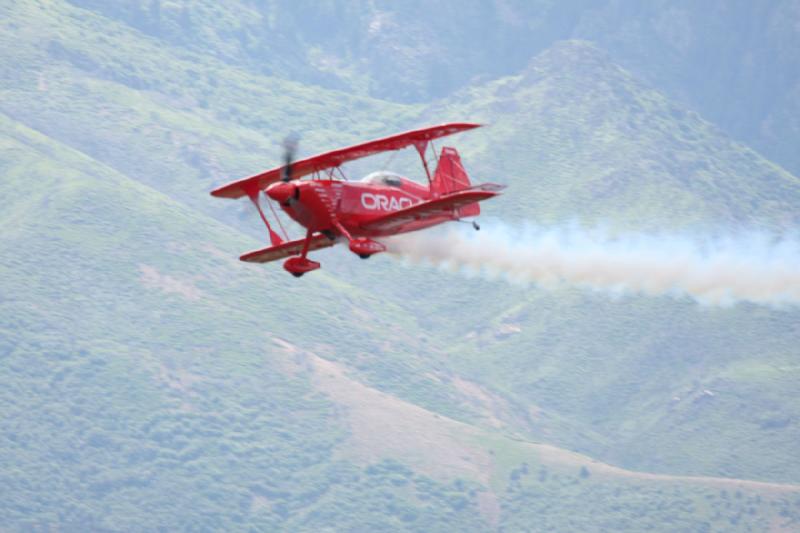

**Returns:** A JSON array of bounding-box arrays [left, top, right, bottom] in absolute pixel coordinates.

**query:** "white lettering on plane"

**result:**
[[361, 193, 413, 211]]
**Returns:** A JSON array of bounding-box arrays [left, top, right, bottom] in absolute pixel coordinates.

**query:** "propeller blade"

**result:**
[[281, 133, 300, 182]]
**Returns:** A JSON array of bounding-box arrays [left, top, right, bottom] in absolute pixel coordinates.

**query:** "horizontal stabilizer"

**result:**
[[240, 233, 335, 264]]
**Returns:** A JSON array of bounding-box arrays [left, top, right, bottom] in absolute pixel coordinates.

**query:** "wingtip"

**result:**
[[209, 184, 242, 199], [209, 184, 228, 198], [239, 250, 261, 262]]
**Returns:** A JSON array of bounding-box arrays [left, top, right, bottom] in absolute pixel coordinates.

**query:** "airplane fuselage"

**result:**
[[266, 177, 455, 238]]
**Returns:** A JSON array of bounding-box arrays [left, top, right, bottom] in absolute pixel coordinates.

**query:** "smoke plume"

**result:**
[[384, 223, 800, 306]]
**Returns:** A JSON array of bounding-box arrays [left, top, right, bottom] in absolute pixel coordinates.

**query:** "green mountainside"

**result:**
[[59, 0, 800, 176], [0, 1, 419, 216], [2, 1, 800, 531]]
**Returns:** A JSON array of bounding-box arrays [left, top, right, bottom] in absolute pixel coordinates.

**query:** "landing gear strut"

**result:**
[[472, 221, 480, 231], [332, 219, 386, 259], [282, 228, 321, 277]]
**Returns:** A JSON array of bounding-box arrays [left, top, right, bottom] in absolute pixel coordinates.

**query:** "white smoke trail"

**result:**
[[383, 223, 800, 306]]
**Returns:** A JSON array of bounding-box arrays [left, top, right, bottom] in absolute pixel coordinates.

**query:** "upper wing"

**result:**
[[359, 183, 505, 233], [239, 233, 336, 263], [211, 122, 481, 199]]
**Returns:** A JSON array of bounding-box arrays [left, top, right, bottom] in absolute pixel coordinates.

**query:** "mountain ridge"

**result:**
[[425, 40, 800, 230]]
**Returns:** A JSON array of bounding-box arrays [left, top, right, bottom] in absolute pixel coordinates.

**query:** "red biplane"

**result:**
[[211, 122, 504, 277]]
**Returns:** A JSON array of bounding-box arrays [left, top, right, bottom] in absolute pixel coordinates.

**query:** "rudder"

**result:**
[[432, 147, 480, 217]]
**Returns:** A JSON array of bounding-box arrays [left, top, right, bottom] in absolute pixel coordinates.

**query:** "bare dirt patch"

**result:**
[[139, 264, 204, 301], [310, 355, 494, 484], [451, 376, 507, 429]]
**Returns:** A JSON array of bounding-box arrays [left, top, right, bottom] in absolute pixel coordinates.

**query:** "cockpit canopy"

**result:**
[[360, 171, 404, 187]]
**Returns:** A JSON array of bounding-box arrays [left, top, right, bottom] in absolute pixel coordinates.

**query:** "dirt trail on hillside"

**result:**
[[512, 439, 800, 493]]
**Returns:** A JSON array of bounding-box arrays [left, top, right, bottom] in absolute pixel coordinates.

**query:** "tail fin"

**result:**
[[432, 147, 480, 217]]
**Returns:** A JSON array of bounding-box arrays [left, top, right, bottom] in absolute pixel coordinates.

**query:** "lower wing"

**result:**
[[239, 233, 336, 263]]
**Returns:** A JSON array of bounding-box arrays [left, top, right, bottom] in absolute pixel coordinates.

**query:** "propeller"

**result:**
[[266, 133, 301, 207], [281, 133, 300, 182]]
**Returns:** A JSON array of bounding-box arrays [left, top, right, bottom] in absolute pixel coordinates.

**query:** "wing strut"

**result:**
[[414, 141, 433, 189], [266, 199, 289, 241], [243, 182, 283, 247]]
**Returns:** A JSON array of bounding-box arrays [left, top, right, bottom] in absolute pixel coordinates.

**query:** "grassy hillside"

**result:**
[[57, 0, 800, 176], [0, 0, 420, 217]]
